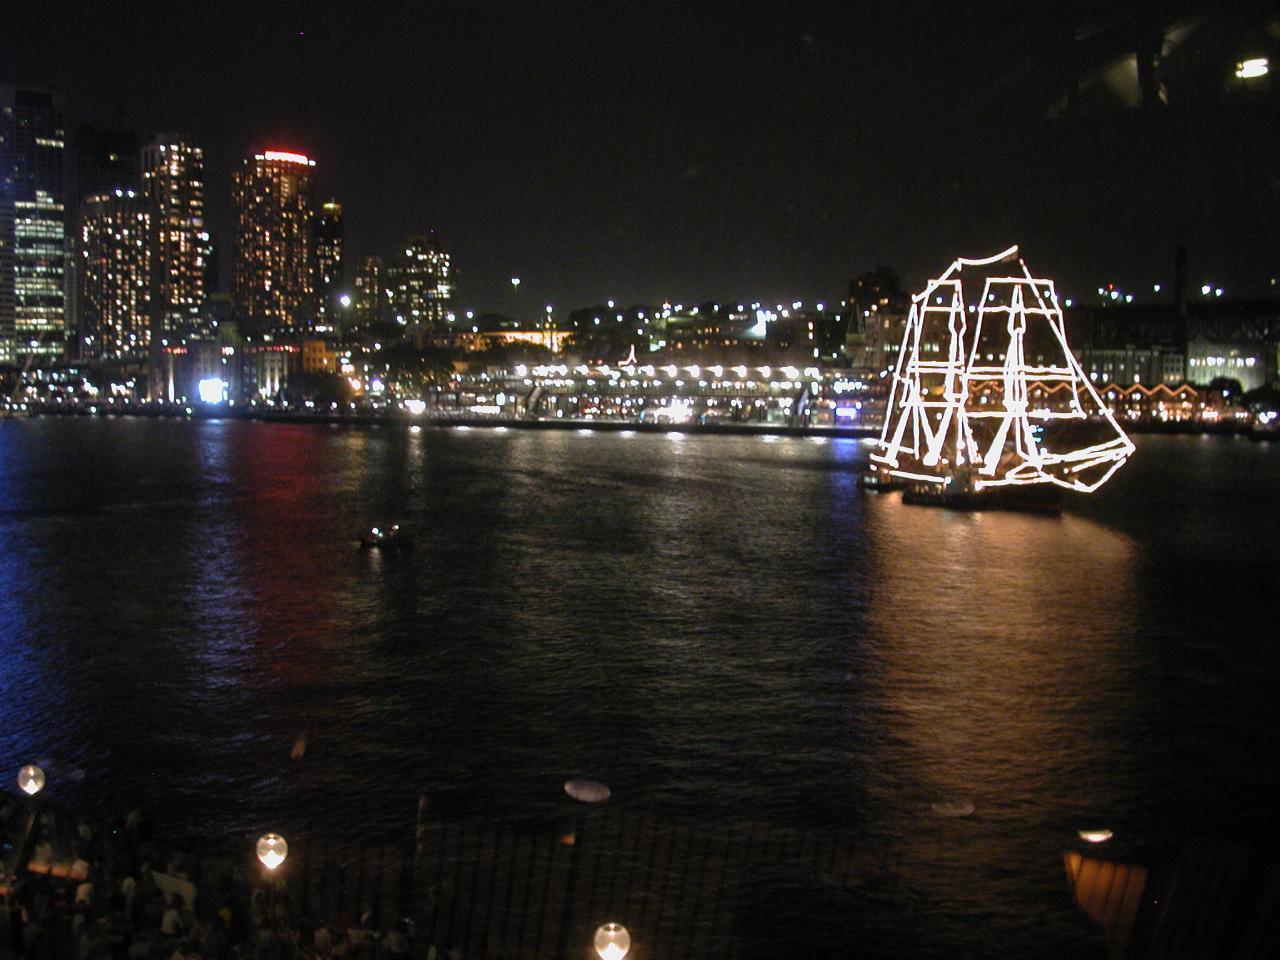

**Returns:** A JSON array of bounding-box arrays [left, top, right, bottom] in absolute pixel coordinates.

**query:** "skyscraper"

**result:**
[[141, 135, 207, 338], [314, 200, 343, 328], [391, 233, 454, 332], [79, 190, 150, 359], [70, 124, 139, 355], [0, 85, 67, 363], [232, 150, 316, 335], [353, 254, 385, 327]]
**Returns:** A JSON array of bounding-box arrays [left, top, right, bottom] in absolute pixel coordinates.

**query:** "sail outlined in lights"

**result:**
[[870, 246, 1134, 493]]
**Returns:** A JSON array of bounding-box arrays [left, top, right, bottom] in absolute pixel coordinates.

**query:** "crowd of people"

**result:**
[[0, 795, 413, 959]]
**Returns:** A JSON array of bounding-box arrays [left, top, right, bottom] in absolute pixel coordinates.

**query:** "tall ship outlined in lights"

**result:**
[[863, 246, 1134, 510]]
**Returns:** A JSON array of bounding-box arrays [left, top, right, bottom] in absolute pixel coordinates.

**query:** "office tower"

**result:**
[[392, 232, 454, 332], [353, 254, 385, 327], [141, 135, 207, 338], [232, 150, 316, 335], [69, 125, 139, 354], [202, 230, 218, 296], [314, 200, 343, 327], [0, 85, 67, 363], [79, 190, 150, 358]]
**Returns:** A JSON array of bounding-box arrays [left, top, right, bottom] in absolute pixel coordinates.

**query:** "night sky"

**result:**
[[9, 2, 1280, 315]]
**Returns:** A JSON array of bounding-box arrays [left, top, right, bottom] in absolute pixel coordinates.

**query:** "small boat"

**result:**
[[358, 524, 414, 550], [858, 466, 904, 492]]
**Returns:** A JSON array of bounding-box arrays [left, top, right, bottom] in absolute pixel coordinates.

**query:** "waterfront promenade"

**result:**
[[8, 787, 1280, 958]]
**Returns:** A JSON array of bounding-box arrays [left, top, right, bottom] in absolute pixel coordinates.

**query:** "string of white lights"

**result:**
[[870, 248, 1134, 494]]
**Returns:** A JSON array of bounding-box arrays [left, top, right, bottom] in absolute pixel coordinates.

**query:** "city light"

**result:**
[[339, 293, 351, 307], [261, 150, 313, 165], [197, 378, 227, 404], [663, 399, 693, 421], [1078, 829, 1113, 844], [404, 399, 426, 415], [1235, 57, 1269, 79]]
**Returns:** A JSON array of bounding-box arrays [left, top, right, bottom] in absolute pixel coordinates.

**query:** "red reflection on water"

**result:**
[[220, 422, 351, 679]]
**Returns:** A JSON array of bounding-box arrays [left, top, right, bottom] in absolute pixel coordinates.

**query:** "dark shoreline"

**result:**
[[8, 403, 881, 438]]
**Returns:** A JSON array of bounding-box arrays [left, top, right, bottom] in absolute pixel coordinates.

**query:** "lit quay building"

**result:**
[[141, 135, 208, 338], [417, 361, 880, 427], [0, 84, 67, 363], [314, 200, 343, 328], [78, 190, 150, 359], [232, 150, 317, 336]]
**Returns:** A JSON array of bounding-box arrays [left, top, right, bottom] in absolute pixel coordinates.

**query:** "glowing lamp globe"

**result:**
[[564, 778, 611, 804], [1077, 828, 1113, 844], [256, 833, 288, 870], [17, 764, 45, 796], [594, 923, 631, 960]]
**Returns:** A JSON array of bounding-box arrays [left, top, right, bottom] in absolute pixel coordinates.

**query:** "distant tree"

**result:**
[[375, 343, 454, 385], [1242, 385, 1280, 410], [1207, 376, 1244, 399], [284, 372, 353, 404], [477, 342, 555, 366]]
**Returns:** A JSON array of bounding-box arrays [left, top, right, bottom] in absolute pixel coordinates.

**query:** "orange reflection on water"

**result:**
[[859, 493, 1146, 878]]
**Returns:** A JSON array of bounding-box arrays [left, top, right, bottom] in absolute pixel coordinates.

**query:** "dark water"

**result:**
[[2, 418, 1279, 956]]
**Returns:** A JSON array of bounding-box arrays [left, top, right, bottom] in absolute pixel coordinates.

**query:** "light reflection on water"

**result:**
[[859, 500, 1151, 951], [0, 420, 1277, 956]]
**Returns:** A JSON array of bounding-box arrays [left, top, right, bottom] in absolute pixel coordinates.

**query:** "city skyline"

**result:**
[[6, 2, 1278, 315]]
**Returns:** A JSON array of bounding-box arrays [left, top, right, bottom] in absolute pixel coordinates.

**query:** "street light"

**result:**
[[1236, 57, 1269, 80], [594, 923, 631, 960], [511, 277, 521, 291], [256, 833, 289, 870], [17, 764, 45, 796]]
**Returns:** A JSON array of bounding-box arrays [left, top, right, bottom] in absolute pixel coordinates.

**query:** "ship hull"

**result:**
[[858, 470, 905, 492], [901, 482, 1062, 513]]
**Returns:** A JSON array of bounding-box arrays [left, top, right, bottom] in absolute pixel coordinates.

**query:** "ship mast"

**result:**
[[871, 246, 1134, 494]]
